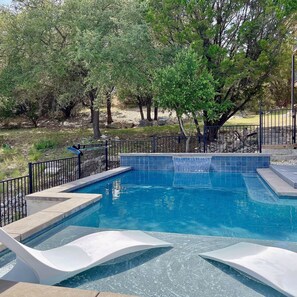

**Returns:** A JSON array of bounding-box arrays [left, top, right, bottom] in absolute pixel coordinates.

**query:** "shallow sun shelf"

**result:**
[[200, 242, 297, 297], [0, 228, 171, 285]]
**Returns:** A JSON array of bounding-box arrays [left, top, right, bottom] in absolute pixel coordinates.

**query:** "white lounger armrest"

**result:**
[[200, 242, 297, 297]]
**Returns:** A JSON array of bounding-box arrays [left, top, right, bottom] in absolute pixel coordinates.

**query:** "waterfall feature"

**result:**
[[173, 156, 212, 173]]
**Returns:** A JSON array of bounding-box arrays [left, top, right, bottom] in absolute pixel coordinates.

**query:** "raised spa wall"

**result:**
[[120, 153, 270, 173]]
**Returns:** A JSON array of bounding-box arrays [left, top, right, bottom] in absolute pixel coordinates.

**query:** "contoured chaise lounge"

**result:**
[[200, 242, 297, 297], [0, 228, 171, 285]]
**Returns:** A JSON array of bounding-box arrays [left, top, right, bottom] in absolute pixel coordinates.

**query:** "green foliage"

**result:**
[[34, 138, 58, 151], [0, 0, 164, 133], [154, 49, 218, 119], [148, 0, 297, 126], [0, 97, 16, 119]]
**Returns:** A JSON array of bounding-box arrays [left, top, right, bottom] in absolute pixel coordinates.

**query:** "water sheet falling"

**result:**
[[173, 156, 212, 173]]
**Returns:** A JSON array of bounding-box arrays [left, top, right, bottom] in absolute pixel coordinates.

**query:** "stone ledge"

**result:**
[[26, 167, 131, 198], [0, 280, 137, 297], [25, 167, 131, 216], [257, 168, 297, 197], [120, 153, 270, 157]]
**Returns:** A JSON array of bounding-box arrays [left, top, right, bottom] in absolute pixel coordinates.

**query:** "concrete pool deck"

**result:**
[[0, 280, 135, 297]]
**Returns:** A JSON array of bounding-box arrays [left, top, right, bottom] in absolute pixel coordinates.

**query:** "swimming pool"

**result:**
[[1, 167, 295, 296], [72, 170, 297, 242]]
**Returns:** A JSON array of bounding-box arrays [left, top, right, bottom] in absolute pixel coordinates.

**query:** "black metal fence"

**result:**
[[0, 156, 81, 226], [0, 175, 28, 226], [28, 156, 81, 193], [260, 108, 296, 145], [204, 125, 260, 153]]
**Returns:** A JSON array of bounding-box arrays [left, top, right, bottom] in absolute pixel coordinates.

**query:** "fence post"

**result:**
[[105, 140, 109, 171], [77, 154, 82, 179], [259, 106, 263, 153], [293, 108, 297, 144], [28, 162, 33, 194], [151, 136, 157, 153], [292, 52, 296, 143]]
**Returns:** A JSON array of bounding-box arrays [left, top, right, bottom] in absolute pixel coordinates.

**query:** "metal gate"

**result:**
[[260, 108, 296, 146]]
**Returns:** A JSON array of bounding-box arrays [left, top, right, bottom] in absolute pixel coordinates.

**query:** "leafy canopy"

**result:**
[[148, 0, 297, 125], [154, 48, 220, 120]]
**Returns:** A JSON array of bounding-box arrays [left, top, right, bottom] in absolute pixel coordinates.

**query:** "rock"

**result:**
[[138, 120, 153, 127], [157, 117, 168, 126], [106, 122, 123, 129], [101, 134, 108, 139], [125, 122, 135, 128], [44, 167, 60, 175]]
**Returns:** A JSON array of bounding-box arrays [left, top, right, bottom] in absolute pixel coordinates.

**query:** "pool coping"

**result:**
[[27, 166, 132, 198], [0, 279, 136, 297], [257, 168, 297, 197], [120, 153, 270, 157], [24, 166, 131, 215]]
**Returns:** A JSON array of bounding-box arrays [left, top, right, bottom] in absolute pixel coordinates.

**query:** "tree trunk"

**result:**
[[90, 106, 94, 123], [88, 89, 101, 139], [137, 96, 145, 120], [147, 103, 152, 121], [92, 110, 101, 139], [30, 118, 38, 128], [146, 96, 153, 121], [192, 113, 202, 136], [106, 87, 114, 125], [203, 111, 225, 141], [154, 106, 158, 121], [178, 116, 190, 153]]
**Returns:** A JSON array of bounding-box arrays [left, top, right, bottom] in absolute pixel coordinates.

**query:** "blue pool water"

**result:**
[[73, 170, 297, 241]]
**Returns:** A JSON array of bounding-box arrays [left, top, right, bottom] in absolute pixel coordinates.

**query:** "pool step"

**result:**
[[257, 168, 297, 197], [270, 164, 297, 189]]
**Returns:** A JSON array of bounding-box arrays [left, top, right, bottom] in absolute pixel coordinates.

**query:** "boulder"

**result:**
[[138, 120, 153, 127], [44, 167, 60, 175]]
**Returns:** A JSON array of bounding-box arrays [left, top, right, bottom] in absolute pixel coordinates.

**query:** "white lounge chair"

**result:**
[[0, 228, 171, 285], [200, 242, 297, 297]]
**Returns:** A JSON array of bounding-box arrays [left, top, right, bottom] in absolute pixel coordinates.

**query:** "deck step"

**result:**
[[270, 165, 297, 189], [257, 168, 297, 197]]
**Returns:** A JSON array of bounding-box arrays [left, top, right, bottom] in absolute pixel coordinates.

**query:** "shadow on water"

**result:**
[[57, 247, 172, 287], [204, 260, 285, 297]]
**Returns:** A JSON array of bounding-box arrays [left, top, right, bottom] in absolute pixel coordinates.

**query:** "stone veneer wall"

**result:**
[[120, 154, 270, 173]]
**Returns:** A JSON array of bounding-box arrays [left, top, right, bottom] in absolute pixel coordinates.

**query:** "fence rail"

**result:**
[[204, 125, 260, 153], [0, 175, 28, 226], [260, 108, 296, 145], [29, 156, 80, 193]]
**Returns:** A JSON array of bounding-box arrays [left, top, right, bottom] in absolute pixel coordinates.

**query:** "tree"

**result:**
[[148, 0, 297, 128], [0, 1, 86, 126], [0, 0, 127, 136], [262, 42, 294, 108], [153, 48, 219, 150], [95, 0, 164, 123]]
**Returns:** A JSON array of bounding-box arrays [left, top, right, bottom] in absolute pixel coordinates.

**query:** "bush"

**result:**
[[34, 139, 58, 150]]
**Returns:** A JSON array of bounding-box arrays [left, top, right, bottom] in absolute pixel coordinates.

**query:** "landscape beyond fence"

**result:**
[[0, 124, 261, 226]]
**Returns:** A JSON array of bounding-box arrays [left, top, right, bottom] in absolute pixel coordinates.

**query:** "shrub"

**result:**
[[34, 139, 58, 150]]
